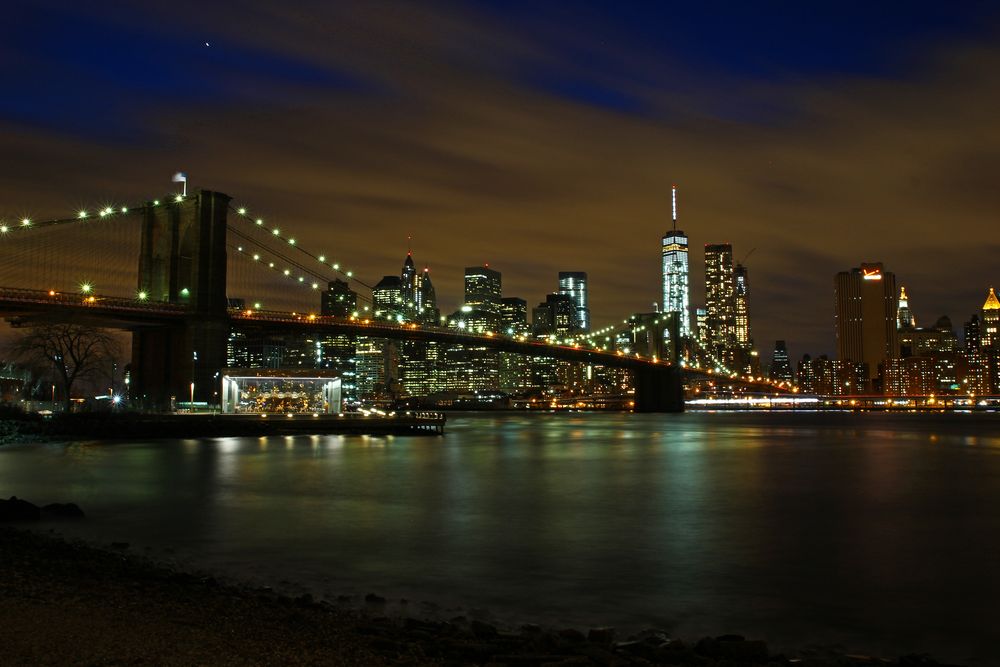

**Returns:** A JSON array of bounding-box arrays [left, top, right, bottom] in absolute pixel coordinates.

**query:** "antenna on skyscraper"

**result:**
[[671, 184, 678, 232]]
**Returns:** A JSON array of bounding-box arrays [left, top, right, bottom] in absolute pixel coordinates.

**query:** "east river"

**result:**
[[3, 411, 999, 664]]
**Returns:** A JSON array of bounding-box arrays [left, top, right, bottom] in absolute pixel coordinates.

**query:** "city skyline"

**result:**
[[3, 2, 1000, 360]]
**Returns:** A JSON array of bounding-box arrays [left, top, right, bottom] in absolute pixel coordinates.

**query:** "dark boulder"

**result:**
[[469, 619, 499, 639], [588, 627, 616, 645], [0, 496, 41, 521], [557, 628, 587, 644], [41, 502, 85, 519]]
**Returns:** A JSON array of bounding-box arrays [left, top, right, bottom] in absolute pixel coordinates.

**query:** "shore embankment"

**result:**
[[0, 521, 965, 666]]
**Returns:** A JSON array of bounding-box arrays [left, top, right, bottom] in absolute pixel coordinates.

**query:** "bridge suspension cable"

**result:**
[[227, 203, 373, 291]]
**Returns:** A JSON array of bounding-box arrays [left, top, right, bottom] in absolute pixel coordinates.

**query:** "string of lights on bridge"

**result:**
[[2, 194, 793, 393], [0, 194, 376, 307], [227, 203, 373, 291], [571, 314, 797, 392]]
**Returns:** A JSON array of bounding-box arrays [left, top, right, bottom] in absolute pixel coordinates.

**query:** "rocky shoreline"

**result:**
[[0, 518, 966, 666]]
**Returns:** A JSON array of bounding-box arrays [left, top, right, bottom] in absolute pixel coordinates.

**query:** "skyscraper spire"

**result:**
[[983, 287, 1000, 311], [897, 285, 914, 329], [671, 184, 677, 233], [401, 243, 417, 317]]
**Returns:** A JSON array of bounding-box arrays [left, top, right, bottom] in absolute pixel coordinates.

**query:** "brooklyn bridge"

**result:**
[[0, 188, 787, 412]]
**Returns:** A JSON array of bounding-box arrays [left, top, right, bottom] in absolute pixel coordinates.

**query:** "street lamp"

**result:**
[[191, 350, 198, 411]]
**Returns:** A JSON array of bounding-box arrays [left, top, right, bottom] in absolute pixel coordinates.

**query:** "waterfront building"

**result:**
[[981, 288, 1000, 394], [807, 357, 868, 395], [316, 333, 358, 403], [399, 340, 443, 398], [704, 243, 737, 366], [321, 278, 357, 317], [398, 267, 441, 396], [881, 314, 961, 396], [899, 315, 958, 358], [796, 354, 815, 393], [438, 343, 500, 393], [497, 297, 532, 391], [961, 314, 989, 394], [557, 271, 590, 332], [883, 356, 937, 396], [355, 337, 397, 401], [834, 263, 899, 391], [768, 340, 793, 383], [661, 186, 691, 337]]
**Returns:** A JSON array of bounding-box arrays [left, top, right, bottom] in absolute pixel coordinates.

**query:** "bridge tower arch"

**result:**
[[633, 311, 685, 412], [131, 190, 231, 408]]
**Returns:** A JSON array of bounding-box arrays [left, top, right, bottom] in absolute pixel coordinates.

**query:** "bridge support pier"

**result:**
[[131, 190, 231, 410], [633, 364, 684, 413]]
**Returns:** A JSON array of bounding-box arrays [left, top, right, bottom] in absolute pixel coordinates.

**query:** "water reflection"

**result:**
[[2, 412, 1000, 665]]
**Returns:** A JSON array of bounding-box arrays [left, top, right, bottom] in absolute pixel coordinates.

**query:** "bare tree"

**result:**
[[9, 322, 120, 412]]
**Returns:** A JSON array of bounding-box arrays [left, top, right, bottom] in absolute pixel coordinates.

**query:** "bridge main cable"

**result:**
[[227, 204, 373, 291]]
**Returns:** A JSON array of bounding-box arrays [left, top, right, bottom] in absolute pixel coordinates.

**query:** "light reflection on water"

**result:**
[[3, 411, 1000, 664]]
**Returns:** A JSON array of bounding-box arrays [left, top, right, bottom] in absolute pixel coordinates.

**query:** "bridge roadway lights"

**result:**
[[633, 364, 684, 413]]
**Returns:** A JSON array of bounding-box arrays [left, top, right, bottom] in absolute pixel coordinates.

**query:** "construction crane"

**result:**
[[739, 248, 756, 265]]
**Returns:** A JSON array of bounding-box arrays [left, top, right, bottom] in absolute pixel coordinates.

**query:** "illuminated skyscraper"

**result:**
[[400, 250, 417, 317], [769, 340, 793, 383], [416, 267, 439, 324], [734, 263, 751, 347], [704, 243, 736, 364], [465, 265, 502, 318], [532, 293, 575, 337], [982, 287, 1000, 348], [500, 297, 529, 335], [695, 307, 708, 346], [834, 262, 899, 389], [733, 263, 755, 374], [557, 271, 589, 332], [372, 275, 403, 321], [321, 278, 357, 317], [661, 186, 691, 337], [897, 286, 914, 329]]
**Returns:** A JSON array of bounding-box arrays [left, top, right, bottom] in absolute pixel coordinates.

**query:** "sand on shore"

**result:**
[[1, 526, 401, 665], [0, 526, 966, 666]]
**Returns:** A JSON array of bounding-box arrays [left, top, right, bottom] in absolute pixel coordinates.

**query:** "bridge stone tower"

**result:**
[[132, 190, 231, 408], [633, 312, 684, 412]]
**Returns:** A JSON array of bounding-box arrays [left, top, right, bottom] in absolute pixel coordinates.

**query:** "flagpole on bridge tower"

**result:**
[[172, 172, 188, 197]]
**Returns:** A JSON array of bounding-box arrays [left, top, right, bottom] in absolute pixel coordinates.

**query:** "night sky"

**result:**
[[3, 1, 1000, 359]]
